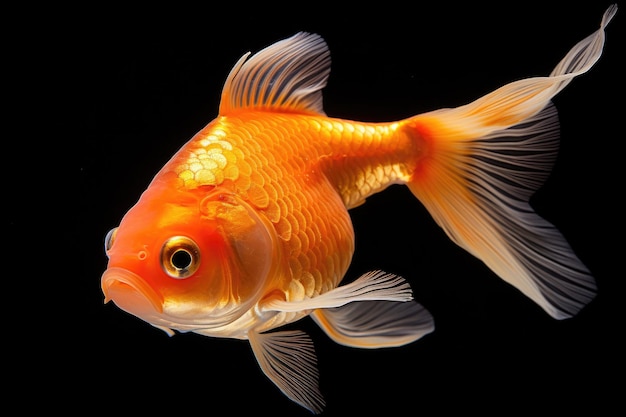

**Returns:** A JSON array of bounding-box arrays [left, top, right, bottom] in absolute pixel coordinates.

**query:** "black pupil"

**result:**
[[171, 249, 192, 270]]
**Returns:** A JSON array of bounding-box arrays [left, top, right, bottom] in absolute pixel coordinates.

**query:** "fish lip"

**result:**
[[101, 267, 164, 314]]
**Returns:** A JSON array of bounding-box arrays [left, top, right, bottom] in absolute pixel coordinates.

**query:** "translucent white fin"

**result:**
[[311, 300, 434, 348], [422, 5, 617, 136], [219, 32, 330, 115], [261, 270, 413, 313], [248, 330, 324, 414], [404, 6, 616, 319]]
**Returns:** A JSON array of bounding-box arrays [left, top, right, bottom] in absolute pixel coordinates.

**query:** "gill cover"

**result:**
[[200, 191, 279, 310]]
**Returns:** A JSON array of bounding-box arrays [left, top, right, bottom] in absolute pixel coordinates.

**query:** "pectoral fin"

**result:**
[[311, 300, 434, 348], [248, 330, 324, 414], [261, 270, 413, 312]]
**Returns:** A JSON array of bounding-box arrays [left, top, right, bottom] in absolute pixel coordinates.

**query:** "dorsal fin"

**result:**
[[219, 32, 330, 116]]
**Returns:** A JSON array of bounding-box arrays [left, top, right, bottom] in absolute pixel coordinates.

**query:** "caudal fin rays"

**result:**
[[405, 6, 615, 318]]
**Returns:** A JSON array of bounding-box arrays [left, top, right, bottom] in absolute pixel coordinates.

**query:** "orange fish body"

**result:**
[[102, 6, 616, 413], [105, 112, 422, 336]]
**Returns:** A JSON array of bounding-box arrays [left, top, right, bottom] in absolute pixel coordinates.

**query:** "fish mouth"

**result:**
[[101, 267, 164, 314]]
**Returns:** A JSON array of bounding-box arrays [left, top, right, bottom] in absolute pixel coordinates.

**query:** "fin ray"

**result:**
[[311, 300, 434, 348], [427, 5, 616, 136], [219, 32, 330, 115], [248, 330, 324, 414], [404, 7, 616, 318], [262, 270, 413, 313]]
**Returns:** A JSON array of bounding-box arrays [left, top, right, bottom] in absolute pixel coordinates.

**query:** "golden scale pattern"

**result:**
[[170, 112, 414, 300]]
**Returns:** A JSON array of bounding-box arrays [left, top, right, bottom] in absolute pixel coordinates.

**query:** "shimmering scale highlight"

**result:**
[[161, 112, 414, 298]]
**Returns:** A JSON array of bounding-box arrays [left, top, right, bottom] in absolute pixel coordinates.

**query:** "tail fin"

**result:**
[[404, 5, 616, 319]]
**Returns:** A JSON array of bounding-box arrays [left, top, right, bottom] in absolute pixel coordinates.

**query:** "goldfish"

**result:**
[[101, 5, 616, 413]]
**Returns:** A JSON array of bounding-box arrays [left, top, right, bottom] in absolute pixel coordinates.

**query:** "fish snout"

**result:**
[[101, 267, 164, 314]]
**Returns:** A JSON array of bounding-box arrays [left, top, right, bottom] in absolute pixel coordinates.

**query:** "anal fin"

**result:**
[[311, 300, 434, 348]]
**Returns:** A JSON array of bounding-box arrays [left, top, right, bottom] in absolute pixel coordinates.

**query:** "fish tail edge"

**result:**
[[401, 5, 616, 318]]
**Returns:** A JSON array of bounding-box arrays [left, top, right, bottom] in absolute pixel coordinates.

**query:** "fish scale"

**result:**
[[161, 111, 416, 300]]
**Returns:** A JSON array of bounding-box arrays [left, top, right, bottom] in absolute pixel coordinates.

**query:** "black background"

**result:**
[[26, 1, 624, 415]]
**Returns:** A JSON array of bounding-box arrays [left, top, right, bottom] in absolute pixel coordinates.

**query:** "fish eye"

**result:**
[[161, 236, 201, 279], [104, 227, 118, 253]]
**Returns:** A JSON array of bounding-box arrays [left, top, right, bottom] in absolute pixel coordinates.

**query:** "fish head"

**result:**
[[101, 183, 279, 335]]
